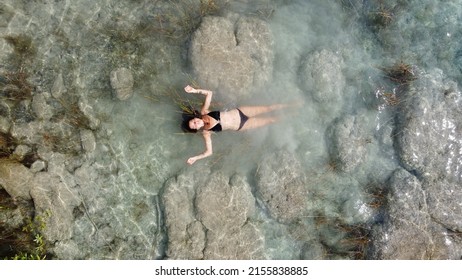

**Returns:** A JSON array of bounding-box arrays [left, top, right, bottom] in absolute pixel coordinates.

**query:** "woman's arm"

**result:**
[[187, 130, 213, 165], [184, 85, 213, 114]]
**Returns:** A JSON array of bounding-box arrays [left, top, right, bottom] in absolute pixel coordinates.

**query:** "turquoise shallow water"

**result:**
[[1, 0, 462, 259]]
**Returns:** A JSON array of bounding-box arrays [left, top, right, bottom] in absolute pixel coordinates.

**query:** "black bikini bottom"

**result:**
[[237, 108, 249, 130]]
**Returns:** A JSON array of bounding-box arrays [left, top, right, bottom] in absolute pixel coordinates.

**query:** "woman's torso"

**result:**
[[204, 109, 241, 131]]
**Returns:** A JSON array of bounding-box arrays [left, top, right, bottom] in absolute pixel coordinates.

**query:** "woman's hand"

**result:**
[[187, 157, 197, 165], [184, 85, 197, 94]]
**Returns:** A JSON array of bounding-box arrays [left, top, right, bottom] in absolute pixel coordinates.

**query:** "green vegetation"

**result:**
[[0, 192, 51, 260], [0, 187, 51, 260], [11, 210, 51, 260]]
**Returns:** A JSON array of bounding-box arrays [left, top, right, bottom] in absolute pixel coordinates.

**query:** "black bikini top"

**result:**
[[206, 111, 222, 132]]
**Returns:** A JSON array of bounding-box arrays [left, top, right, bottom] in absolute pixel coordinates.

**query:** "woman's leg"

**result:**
[[238, 104, 291, 118]]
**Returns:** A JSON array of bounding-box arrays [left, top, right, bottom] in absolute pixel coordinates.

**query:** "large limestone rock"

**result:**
[[196, 173, 264, 259], [162, 174, 206, 260], [370, 169, 449, 259], [299, 49, 345, 103], [255, 151, 308, 224], [326, 112, 370, 173], [204, 222, 264, 260], [0, 159, 34, 200], [395, 69, 462, 232], [26, 152, 82, 242], [425, 178, 462, 232], [395, 68, 462, 182], [190, 15, 273, 99], [162, 172, 264, 260], [195, 174, 255, 232], [30, 172, 81, 242]]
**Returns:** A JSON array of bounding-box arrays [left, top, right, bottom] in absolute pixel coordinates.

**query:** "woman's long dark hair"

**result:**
[[181, 109, 201, 133]]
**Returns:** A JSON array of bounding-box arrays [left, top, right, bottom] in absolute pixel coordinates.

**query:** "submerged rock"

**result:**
[[162, 174, 206, 260], [190, 15, 273, 99], [395, 68, 462, 182], [394, 69, 462, 232], [11, 144, 31, 162], [299, 49, 345, 103], [196, 173, 264, 259], [78, 94, 101, 130], [51, 73, 66, 99], [80, 129, 96, 154], [162, 172, 264, 260], [30, 172, 80, 242], [110, 68, 134, 101], [196, 173, 255, 232], [52, 240, 85, 260], [256, 150, 308, 224], [425, 178, 462, 233], [326, 112, 370, 173], [0, 115, 11, 133], [31, 92, 54, 120], [30, 160, 46, 173], [300, 241, 326, 260], [369, 169, 450, 259], [204, 222, 264, 260], [0, 159, 34, 200]]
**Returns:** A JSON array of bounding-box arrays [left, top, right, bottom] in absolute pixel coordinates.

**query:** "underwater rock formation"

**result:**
[[190, 15, 273, 99], [299, 49, 345, 104], [31, 92, 54, 121], [369, 169, 452, 259], [196, 174, 255, 233], [394, 69, 462, 232], [326, 112, 370, 173], [0, 159, 34, 200], [162, 172, 264, 260], [30, 172, 80, 241], [51, 74, 66, 99], [196, 173, 264, 260], [162, 174, 206, 260], [110, 68, 135, 101], [255, 151, 308, 224]]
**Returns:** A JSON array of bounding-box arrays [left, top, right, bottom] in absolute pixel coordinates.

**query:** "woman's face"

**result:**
[[189, 117, 204, 130]]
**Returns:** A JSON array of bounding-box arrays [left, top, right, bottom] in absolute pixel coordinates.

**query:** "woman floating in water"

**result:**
[[181, 85, 293, 165]]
